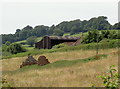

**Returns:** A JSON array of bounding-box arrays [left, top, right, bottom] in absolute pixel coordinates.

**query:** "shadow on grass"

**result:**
[[3, 54, 108, 74]]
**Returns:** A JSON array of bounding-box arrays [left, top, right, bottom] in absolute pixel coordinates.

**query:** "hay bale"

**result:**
[[20, 56, 37, 68], [37, 56, 50, 66], [20, 56, 50, 68]]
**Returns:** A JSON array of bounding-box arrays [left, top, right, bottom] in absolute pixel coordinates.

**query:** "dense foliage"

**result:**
[[7, 43, 26, 54], [3, 43, 26, 54], [82, 30, 119, 44], [1, 16, 120, 44]]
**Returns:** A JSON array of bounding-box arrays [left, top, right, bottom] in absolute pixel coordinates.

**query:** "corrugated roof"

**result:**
[[48, 36, 80, 40]]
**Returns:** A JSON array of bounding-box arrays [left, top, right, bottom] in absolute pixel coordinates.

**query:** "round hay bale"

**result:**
[[20, 56, 37, 68], [38, 56, 50, 66]]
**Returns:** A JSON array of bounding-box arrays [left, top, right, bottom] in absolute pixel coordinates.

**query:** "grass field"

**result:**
[[13, 37, 42, 51], [1, 30, 119, 87], [1, 48, 118, 87]]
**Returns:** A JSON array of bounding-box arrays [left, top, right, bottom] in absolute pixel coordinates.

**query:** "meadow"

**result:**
[[1, 48, 118, 87], [1, 30, 119, 87]]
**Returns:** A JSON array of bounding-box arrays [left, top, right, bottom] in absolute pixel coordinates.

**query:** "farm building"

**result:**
[[35, 36, 82, 49]]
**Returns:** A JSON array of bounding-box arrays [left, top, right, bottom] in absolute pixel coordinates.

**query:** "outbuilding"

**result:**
[[35, 36, 81, 49]]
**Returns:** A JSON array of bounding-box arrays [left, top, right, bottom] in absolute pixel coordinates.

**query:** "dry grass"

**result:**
[[1, 48, 118, 87]]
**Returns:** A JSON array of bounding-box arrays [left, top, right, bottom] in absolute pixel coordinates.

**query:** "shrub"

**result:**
[[98, 65, 119, 88], [2, 44, 8, 52], [108, 40, 119, 48], [7, 43, 26, 54]]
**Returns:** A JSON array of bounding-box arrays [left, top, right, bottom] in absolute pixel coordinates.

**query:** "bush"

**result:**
[[2, 44, 8, 52], [98, 65, 119, 88], [6, 43, 26, 54], [108, 40, 119, 48]]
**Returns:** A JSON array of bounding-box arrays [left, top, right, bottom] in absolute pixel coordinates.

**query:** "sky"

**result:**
[[0, 0, 119, 34]]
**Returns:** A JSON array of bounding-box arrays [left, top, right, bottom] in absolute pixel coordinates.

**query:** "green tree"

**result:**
[[70, 26, 80, 35], [112, 22, 120, 29], [101, 30, 110, 38], [22, 25, 33, 31], [26, 36, 37, 47], [48, 25, 55, 35], [34, 25, 49, 37], [15, 29, 21, 33], [108, 31, 118, 39], [82, 30, 102, 44], [53, 29, 64, 36], [2, 44, 8, 52], [7, 43, 26, 54]]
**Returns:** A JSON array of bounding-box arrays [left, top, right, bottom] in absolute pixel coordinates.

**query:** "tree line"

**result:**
[[1, 16, 120, 44]]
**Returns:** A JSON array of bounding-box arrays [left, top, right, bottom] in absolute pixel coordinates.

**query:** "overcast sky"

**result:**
[[0, 0, 119, 34]]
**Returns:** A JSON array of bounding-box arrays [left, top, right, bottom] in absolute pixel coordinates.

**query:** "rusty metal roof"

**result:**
[[48, 36, 80, 40]]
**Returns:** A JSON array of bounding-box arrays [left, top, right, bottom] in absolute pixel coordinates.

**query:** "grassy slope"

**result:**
[[1, 48, 118, 87], [14, 37, 42, 51], [1, 30, 119, 87], [14, 40, 26, 43]]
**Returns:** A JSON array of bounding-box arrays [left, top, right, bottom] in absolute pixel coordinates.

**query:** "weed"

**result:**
[[97, 65, 119, 88]]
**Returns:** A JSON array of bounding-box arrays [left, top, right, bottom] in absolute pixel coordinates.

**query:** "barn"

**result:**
[[35, 36, 81, 49]]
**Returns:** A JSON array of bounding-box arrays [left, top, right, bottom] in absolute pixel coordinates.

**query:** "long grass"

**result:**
[[1, 48, 118, 87], [2, 48, 118, 71]]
